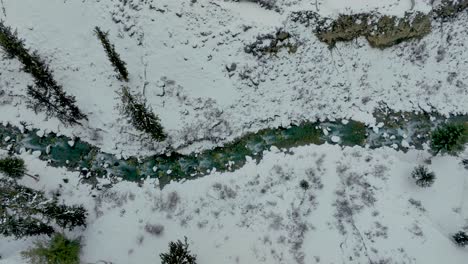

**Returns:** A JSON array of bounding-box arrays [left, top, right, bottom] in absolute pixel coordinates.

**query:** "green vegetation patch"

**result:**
[[0, 156, 26, 178], [291, 11, 431, 48], [22, 233, 81, 264], [430, 122, 467, 155]]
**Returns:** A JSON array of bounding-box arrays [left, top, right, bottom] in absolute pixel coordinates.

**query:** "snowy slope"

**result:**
[[1, 1, 468, 263], [0, 0, 466, 156], [1, 145, 467, 263]]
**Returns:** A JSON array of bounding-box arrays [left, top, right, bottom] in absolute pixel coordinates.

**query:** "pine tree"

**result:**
[[120, 86, 166, 141], [160, 237, 197, 264], [453, 231, 468, 247], [0, 21, 86, 125], [0, 156, 26, 178], [42, 204, 87, 230], [0, 178, 87, 238], [22, 233, 81, 264], [411, 165, 435, 187], [430, 122, 466, 155], [94, 26, 129, 81], [0, 215, 54, 238]]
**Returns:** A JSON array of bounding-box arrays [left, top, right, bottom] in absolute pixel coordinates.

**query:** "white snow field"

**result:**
[[1, 145, 468, 264], [0, 0, 467, 156], [0, 0, 468, 263]]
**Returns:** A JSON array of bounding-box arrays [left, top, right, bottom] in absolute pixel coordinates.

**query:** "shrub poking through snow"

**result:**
[[22, 233, 81, 264], [145, 223, 164, 236], [120, 86, 166, 141], [0, 178, 87, 238], [430, 122, 466, 155], [452, 231, 468, 247], [0, 21, 87, 125], [463, 159, 468, 169], [299, 179, 310, 190], [411, 165, 435, 187], [0, 156, 26, 178], [94, 26, 129, 81], [160, 237, 197, 264]]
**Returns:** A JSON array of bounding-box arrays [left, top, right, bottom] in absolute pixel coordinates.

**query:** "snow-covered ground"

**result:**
[[1, 144, 468, 263], [1, 0, 468, 263], [0, 0, 467, 156]]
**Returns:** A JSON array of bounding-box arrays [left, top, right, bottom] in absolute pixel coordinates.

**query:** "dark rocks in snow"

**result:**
[[226, 63, 237, 72], [245, 30, 298, 57], [434, 0, 468, 21], [233, 0, 278, 11]]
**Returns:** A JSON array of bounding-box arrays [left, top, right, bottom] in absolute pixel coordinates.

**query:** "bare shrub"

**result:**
[[212, 183, 237, 199], [164, 191, 180, 211], [305, 168, 324, 189], [145, 224, 164, 236]]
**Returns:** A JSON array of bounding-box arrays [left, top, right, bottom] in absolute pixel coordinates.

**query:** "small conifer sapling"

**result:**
[[0, 156, 26, 178], [411, 165, 435, 187], [453, 231, 468, 247], [160, 237, 197, 264], [431, 123, 466, 155]]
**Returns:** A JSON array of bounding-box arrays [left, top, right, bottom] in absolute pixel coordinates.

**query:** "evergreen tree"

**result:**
[[430, 122, 466, 155], [0, 178, 87, 238], [120, 86, 166, 141], [453, 231, 468, 247], [0, 21, 86, 125], [22, 233, 81, 264], [42, 204, 87, 230], [411, 165, 435, 187], [160, 237, 197, 264], [0, 156, 26, 178], [94, 26, 129, 81], [0, 215, 54, 238]]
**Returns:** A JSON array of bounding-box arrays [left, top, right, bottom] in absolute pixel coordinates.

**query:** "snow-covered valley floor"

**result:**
[[2, 145, 468, 264], [0, 0, 467, 156], [1, 0, 468, 263]]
